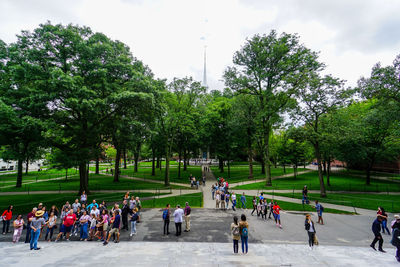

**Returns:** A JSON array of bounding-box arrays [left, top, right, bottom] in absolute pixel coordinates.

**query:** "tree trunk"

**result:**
[[323, 160, 327, 175], [95, 157, 100, 174], [218, 157, 224, 173], [151, 147, 156, 176], [178, 148, 182, 179], [183, 150, 187, 171], [156, 157, 160, 168], [261, 160, 265, 174], [79, 162, 89, 194], [227, 158, 231, 179], [327, 158, 331, 186], [315, 143, 327, 197], [293, 164, 297, 179], [123, 148, 127, 169], [248, 151, 254, 180], [264, 130, 272, 186], [283, 164, 286, 174], [164, 145, 171, 186], [16, 159, 23, 188], [25, 159, 29, 175], [65, 168, 68, 180], [134, 142, 140, 172], [114, 147, 121, 182]]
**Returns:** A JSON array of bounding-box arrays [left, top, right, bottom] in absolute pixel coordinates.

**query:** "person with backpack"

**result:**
[[305, 214, 316, 249], [231, 216, 240, 254], [315, 200, 324, 225], [239, 214, 249, 254], [162, 204, 171, 235], [390, 215, 400, 262]]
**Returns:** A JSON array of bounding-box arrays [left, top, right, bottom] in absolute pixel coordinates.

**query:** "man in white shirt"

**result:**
[[173, 205, 184, 236], [90, 206, 100, 217]]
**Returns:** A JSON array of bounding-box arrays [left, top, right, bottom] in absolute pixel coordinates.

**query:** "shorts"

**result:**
[[103, 223, 108, 231], [275, 214, 280, 220], [109, 228, 119, 235], [60, 224, 73, 233], [318, 211, 323, 217]]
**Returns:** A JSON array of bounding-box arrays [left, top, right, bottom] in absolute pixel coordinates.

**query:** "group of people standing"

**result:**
[[162, 202, 191, 236]]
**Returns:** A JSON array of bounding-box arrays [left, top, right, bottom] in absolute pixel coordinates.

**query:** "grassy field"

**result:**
[[211, 165, 306, 183], [232, 171, 400, 192], [236, 194, 353, 214], [0, 191, 164, 215], [272, 192, 400, 213], [141, 192, 203, 208], [120, 165, 202, 184], [0, 168, 79, 186], [0, 174, 185, 192]]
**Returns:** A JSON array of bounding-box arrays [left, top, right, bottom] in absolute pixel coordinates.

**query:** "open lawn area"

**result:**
[[0, 191, 164, 215], [141, 192, 203, 208], [236, 194, 353, 214], [211, 165, 306, 183], [0, 168, 79, 186], [232, 171, 400, 192], [273, 192, 400, 213], [0, 174, 185, 192], [120, 165, 202, 184]]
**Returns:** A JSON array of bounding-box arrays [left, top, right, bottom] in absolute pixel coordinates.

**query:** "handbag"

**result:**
[[313, 234, 319, 245]]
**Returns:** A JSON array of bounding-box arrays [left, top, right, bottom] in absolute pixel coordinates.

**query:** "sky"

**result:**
[[1, 0, 399, 90]]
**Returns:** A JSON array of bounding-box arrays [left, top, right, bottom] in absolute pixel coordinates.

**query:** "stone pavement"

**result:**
[[0, 241, 397, 267], [201, 164, 217, 208]]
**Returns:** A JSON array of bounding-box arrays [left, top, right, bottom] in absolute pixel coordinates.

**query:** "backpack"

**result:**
[[241, 227, 248, 237], [162, 209, 168, 220], [320, 205, 324, 212], [232, 225, 240, 237]]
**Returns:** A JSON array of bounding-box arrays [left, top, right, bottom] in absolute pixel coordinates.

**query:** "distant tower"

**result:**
[[202, 46, 208, 88]]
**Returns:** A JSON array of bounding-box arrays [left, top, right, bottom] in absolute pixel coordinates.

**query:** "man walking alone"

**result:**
[[184, 202, 191, 232], [371, 216, 386, 252]]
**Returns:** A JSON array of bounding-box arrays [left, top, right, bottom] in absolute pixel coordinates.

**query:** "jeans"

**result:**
[[30, 229, 41, 249], [212, 191, 215, 200], [302, 195, 308, 204], [25, 223, 31, 243], [2, 220, 10, 233], [175, 222, 182, 236], [130, 221, 137, 234], [163, 219, 170, 235], [241, 236, 248, 253], [371, 233, 383, 250], [232, 200, 236, 211], [45, 227, 55, 240], [80, 223, 88, 239], [241, 201, 246, 209], [307, 231, 315, 247], [381, 220, 390, 234], [233, 239, 239, 253]]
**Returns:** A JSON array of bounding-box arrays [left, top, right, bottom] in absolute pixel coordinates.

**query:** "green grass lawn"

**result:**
[[0, 168, 79, 186], [0, 192, 163, 215], [272, 192, 400, 213], [236, 194, 353, 214], [141, 192, 203, 208], [120, 165, 202, 184], [232, 171, 400, 192], [211, 165, 306, 183], [0, 174, 184, 192]]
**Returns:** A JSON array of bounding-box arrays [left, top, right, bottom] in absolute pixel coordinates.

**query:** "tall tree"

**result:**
[[224, 30, 322, 186]]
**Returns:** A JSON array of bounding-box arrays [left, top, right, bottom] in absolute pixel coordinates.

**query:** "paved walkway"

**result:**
[[201, 164, 217, 208]]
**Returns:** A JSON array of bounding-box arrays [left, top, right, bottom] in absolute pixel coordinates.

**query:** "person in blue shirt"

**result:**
[[86, 200, 99, 211], [103, 210, 121, 245], [370, 216, 385, 252], [259, 193, 264, 203], [240, 193, 246, 209]]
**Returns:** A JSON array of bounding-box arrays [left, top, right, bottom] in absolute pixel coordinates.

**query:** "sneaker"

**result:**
[[103, 241, 108, 246], [66, 239, 70, 242], [130, 233, 133, 237], [55, 239, 58, 243], [279, 224, 282, 228], [378, 249, 386, 253], [34, 248, 41, 250], [370, 245, 376, 251]]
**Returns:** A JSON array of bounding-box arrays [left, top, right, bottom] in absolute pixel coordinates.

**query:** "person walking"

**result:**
[[268, 200, 274, 219], [240, 193, 246, 209], [45, 211, 57, 242], [211, 184, 216, 200], [273, 201, 282, 228], [315, 200, 324, 225], [162, 204, 171, 235], [2, 205, 13, 235], [371, 216, 386, 252], [225, 192, 230, 209], [184, 202, 191, 232], [231, 192, 237, 211], [25, 207, 37, 243], [12, 215, 24, 243], [231, 216, 240, 254], [302, 185, 309, 205], [30, 210, 45, 250], [221, 191, 226, 210], [129, 209, 139, 237], [239, 214, 249, 254], [202, 175, 206, 186], [305, 214, 316, 249], [103, 210, 121, 245], [390, 215, 400, 262], [173, 205, 184, 236], [251, 196, 257, 216]]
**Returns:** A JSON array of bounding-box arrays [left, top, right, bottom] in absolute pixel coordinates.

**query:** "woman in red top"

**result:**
[[2, 205, 13, 234]]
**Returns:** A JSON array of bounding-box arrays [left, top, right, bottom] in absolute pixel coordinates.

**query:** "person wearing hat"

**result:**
[[29, 210, 45, 250]]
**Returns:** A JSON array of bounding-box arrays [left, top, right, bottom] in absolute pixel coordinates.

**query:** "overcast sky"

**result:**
[[1, 0, 399, 90]]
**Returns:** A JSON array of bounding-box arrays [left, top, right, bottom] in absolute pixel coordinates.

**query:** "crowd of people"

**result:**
[[1, 191, 143, 250]]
